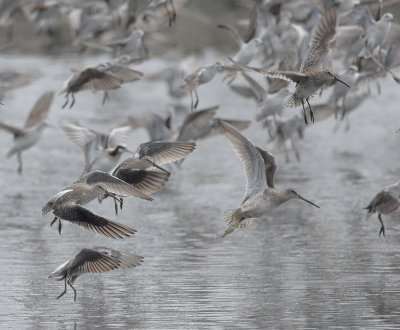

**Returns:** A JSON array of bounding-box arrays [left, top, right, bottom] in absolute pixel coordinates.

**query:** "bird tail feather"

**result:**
[[222, 208, 241, 237], [284, 95, 300, 107]]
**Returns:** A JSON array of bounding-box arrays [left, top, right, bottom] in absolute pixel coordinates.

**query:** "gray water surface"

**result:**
[[1, 53, 400, 329]]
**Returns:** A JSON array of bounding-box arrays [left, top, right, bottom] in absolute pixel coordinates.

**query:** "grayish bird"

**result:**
[[176, 106, 250, 142], [48, 247, 143, 301], [264, 114, 305, 162], [217, 24, 263, 66], [218, 120, 319, 237], [60, 122, 134, 175], [61, 61, 142, 108], [42, 170, 152, 236], [61, 67, 122, 109], [135, 0, 179, 33], [112, 157, 171, 195], [331, 65, 360, 117], [135, 141, 196, 165], [230, 72, 290, 121], [123, 113, 172, 141], [352, 7, 393, 59], [364, 181, 400, 237], [181, 61, 224, 110], [229, 7, 350, 124], [104, 141, 196, 207], [0, 91, 54, 174]]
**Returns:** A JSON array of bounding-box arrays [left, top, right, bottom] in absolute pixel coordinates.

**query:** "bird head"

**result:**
[[382, 13, 393, 23], [326, 70, 351, 88], [284, 188, 320, 208]]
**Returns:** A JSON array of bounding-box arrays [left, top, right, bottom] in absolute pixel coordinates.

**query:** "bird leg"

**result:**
[[378, 46, 384, 64], [341, 97, 346, 120], [50, 217, 62, 234], [305, 98, 314, 123], [166, 0, 176, 26], [102, 91, 110, 105], [69, 94, 75, 109], [61, 94, 69, 109], [378, 213, 385, 237], [57, 279, 67, 300], [190, 91, 194, 111], [67, 280, 77, 302], [344, 116, 351, 132], [58, 219, 62, 235], [108, 192, 123, 214], [50, 217, 58, 227], [17, 152, 23, 174], [293, 142, 301, 161], [194, 89, 199, 109], [170, 0, 176, 23], [376, 81, 381, 95], [301, 100, 308, 125]]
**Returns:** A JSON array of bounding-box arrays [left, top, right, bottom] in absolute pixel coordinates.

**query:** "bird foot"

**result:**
[[379, 225, 385, 237], [58, 219, 62, 235]]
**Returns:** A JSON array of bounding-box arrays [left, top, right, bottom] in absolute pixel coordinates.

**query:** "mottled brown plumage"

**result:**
[[218, 120, 319, 237]]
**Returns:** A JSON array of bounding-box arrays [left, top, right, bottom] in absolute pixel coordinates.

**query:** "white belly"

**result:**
[[241, 194, 278, 218]]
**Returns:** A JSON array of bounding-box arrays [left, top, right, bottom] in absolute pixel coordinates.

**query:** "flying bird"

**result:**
[[49, 247, 143, 301], [0, 91, 54, 174], [218, 120, 319, 237]]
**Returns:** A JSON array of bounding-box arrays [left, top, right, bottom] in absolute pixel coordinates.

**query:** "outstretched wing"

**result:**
[[218, 119, 268, 202], [24, 91, 54, 128], [53, 205, 136, 239], [82, 170, 153, 201], [266, 70, 308, 83], [71, 248, 143, 274], [0, 121, 24, 137], [256, 147, 276, 188], [300, 7, 337, 74], [137, 141, 196, 165], [107, 125, 133, 149]]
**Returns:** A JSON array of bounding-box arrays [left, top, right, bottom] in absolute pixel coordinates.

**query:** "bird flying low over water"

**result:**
[[61, 62, 143, 108], [229, 7, 351, 125], [0, 91, 54, 174], [42, 170, 152, 237], [60, 122, 134, 175], [364, 180, 400, 237], [49, 247, 143, 301], [176, 106, 251, 142], [135, 140, 196, 165], [99, 141, 195, 212], [218, 120, 319, 237]]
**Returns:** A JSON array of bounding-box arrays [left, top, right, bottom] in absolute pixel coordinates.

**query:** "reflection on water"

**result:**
[[0, 53, 400, 328]]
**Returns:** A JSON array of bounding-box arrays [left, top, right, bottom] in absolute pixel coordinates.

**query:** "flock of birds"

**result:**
[[0, 0, 400, 302]]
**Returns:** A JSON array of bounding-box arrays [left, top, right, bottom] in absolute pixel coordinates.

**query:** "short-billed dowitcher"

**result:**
[[49, 247, 143, 301], [364, 181, 400, 237], [181, 62, 224, 110], [0, 91, 54, 174], [100, 141, 195, 210], [42, 171, 152, 236], [61, 61, 142, 108], [218, 120, 319, 237], [229, 7, 350, 124], [352, 7, 393, 59], [123, 113, 173, 141], [176, 106, 250, 142], [60, 122, 134, 175], [135, 141, 196, 165]]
